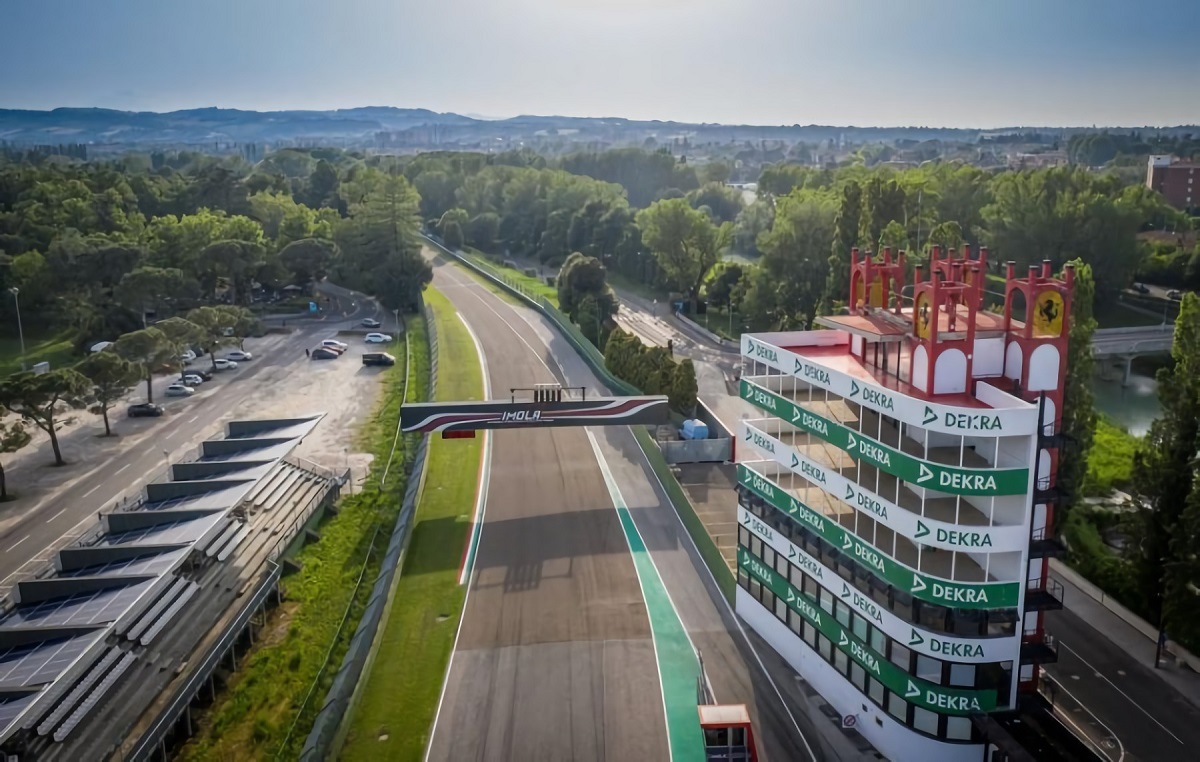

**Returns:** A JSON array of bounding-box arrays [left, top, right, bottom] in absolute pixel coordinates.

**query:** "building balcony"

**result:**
[[1019, 634, 1059, 666], [1027, 527, 1065, 560], [1023, 577, 1064, 612]]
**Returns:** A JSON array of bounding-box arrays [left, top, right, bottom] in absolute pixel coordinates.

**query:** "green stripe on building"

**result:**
[[740, 379, 1029, 497]]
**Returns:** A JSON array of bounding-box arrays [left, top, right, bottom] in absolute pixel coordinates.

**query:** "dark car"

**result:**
[[128, 402, 165, 418], [189, 368, 214, 382], [312, 347, 340, 360], [362, 352, 396, 367], [1169, 289, 1183, 301], [1132, 282, 1150, 294]]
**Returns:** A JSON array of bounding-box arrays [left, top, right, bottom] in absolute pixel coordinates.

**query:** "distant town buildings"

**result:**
[[1005, 151, 1067, 170], [1146, 155, 1199, 212]]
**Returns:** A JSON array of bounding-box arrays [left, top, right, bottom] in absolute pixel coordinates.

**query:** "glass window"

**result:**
[[869, 626, 887, 654], [916, 654, 942, 684], [850, 663, 866, 691], [762, 546, 776, 570], [803, 574, 819, 599], [762, 589, 777, 613], [775, 594, 788, 623], [890, 643, 911, 671], [775, 552, 789, 577], [834, 646, 849, 675], [946, 715, 973, 740], [951, 608, 983, 637], [804, 621, 818, 648], [918, 601, 948, 632], [737, 570, 749, 589], [887, 693, 908, 723], [818, 634, 832, 661], [788, 610, 803, 638], [837, 559, 855, 583], [750, 579, 762, 602], [868, 678, 885, 706], [852, 613, 868, 641], [949, 663, 976, 688], [751, 536, 763, 558], [819, 588, 834, 615], [738, 526, 749, 547], [893, 590, 913, 621], [835, 602, 851, 627], [912, 706, 939, 736]]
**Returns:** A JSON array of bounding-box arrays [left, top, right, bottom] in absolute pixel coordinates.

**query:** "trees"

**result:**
[[279, 238, 338, 286], [466, 213, 501, 253], [1129, 294, 1200, 642], [0, 418, 31, 501], [823, 180, 863, 312], [114, 266, 199, 319], [0, 369, 91, 466], [115, 327, 174, 403], [637, 198, 730, 310], [759, 189, 836, 329], [732, 200, 774, 259], [670, 359, 698, 414], [155, 316, 206, 374], [76, 350, 142, 436], [186, 306, 239, 370], [687, 182, 744, 224], [557, 252, 618, 347], [1057, 259, 1097, 520]]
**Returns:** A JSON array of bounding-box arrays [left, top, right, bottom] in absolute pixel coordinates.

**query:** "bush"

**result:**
[[603, 329, 696, 413], [1062, 508, 1140, 614], [1084, 416, 1140, 495]]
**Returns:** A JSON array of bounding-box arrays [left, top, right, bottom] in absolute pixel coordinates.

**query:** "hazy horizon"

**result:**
[[3, 0, 1198, 129]]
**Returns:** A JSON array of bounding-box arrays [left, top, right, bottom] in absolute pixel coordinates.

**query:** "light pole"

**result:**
[[9, 287, 25, 370]]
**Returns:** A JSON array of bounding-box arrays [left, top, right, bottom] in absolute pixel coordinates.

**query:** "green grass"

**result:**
[[0, 331, 76, 377], [178, 326, 427, 762], [340, 286, 484, 762], [1084, 416, 1140, 496], [460, 248, 559, 305]]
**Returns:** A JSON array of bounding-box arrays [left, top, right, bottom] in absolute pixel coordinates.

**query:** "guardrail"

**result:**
[[424, 235, 736, 602]]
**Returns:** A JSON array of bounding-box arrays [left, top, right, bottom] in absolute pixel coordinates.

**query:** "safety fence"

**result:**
[[298, 297, 435, 760], [424, 235, 736, 602]]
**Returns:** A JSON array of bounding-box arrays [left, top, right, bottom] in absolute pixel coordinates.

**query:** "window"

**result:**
[[738, 526, 749, 547], [918, 601, 948, 632], [946, 715, 973, 740], [951, 609, 983, 637], [762, 545, 776, 570], [850, 663, 866, 690], [893, 591, 913, 621], [803, 574, 819, 599], [949, 663, 976, 688], [890, 643, 911, 671], [834, 646, 849, 675], [869, 627, 886, 654], [835, 602, 851, 627], [818, 634, 833, 661], [762, 589, 777, 614], [912, 706, 939, 736], [788, 610, 803, 638], [751, 536, 763, 558], [819, 587, 834, 615], [868, 678, 885, 705], [775, 552, 789, 578], [775, 594, 788, 623], [804, 621, 818, 648], [916, 654, 942, 684], [851, 613, 868, 641], [737, 570, 749, 589], [887, 693, 908, 723], [750, 579, 762, 602]]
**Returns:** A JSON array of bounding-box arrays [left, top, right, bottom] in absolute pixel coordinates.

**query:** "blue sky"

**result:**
[[1, 0, 1196, 127]]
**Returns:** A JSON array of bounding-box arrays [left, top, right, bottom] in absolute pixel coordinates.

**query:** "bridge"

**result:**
[[1091, 325, 1174, 384]]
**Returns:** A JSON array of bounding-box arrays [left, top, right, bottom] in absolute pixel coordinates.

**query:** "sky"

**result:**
[[1, 0, 1197, 128]]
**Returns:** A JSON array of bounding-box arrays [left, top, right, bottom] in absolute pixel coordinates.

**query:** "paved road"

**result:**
[[0, 288, 387, 597], [1044, 608, 1200, 761], [424, 253, 828, 762]]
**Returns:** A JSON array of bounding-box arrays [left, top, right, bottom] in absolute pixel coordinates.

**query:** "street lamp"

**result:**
[[8, 287, 25, 370]]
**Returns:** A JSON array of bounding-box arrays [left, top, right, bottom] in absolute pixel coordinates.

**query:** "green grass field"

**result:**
[[178, 326, 426, 762], [1084, 416, 1140, 496], [340, 286, 485, 762], [0, 331, 76, 377], [459, 248, 559, 305]]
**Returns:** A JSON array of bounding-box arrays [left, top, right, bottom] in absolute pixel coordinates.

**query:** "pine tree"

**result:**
[[821, 181, 862, 313]]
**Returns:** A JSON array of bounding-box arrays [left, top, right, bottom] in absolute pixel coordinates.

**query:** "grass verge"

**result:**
[[0, 330, 76, 377], [178, 322, 428, 762], [1084, 415, 1140, 496], [459, 247, 559, 305], [340, 286, 485, 762]]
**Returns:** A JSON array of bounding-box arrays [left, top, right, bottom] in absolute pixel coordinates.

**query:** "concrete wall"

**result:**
[[660, 437, 732, 464]]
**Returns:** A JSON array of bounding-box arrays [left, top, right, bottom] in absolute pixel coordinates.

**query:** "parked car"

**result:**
[[1132, 282, 1151, 294], [127, 402, 164, 418], [180, 349, 197, 364], [165, 384, 194, 397], [364, 333, 393, 344], [362, 352, 396, 367], [321, 339, 349, 350], [226, 350, 253, 361], [1168, 289, 1183, 301], [181, 373, 206, 386], [189, 368, 214, 382], [213, 358, 239, 370], [311, 347, 340, 360], [361, 318, 381, 328]]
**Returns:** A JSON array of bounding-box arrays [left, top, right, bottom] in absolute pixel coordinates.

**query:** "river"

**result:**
[[1091, 366, 1161, 436]]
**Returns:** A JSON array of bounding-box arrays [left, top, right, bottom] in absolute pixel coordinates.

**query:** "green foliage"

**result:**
[[559, 148, 698, 208], [670, 359, 698, 414], [114, 326, 174, 403], [278, 237, 337, 286], [686, 182, 744, 224], [823, 180, 862, 312], [1062, 508, 1137, 607], [758, 188, 836, 328], [1085, 417, 1139, 496], [0, 368, 91, 466], [0, 417, 31, 500], [75, 350, 142, 436], [1058, 259, 1098, 515], [603, 329, 694, 412], [637, 198, 730, 307]]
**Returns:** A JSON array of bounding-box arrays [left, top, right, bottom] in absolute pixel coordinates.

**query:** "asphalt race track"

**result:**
[[423, 254, 823, 762]]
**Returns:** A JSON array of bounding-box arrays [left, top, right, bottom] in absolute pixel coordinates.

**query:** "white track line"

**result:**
[[1059, 640, 1183, 745]]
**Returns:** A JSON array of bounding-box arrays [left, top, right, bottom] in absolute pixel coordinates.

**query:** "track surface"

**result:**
[[425, 264, 667, 761], [424, 254, 824, 762]]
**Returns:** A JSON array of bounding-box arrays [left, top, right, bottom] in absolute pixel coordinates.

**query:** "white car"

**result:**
[[364, 333, 393, 344], [214, 358, 239, 370], [321, 339, 349, 350], [165, 384, 194, 397], [361, 318, 381, 328], [181, 373, 205, 386], [226, 350, 253, 361], [180, 349, 197, 364]]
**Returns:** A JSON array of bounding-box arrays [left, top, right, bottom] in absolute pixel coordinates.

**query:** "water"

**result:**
[[1090, 367, 1161, 436]]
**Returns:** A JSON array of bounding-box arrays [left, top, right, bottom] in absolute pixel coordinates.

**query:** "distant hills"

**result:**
[[0, 106, 1196, 148]]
